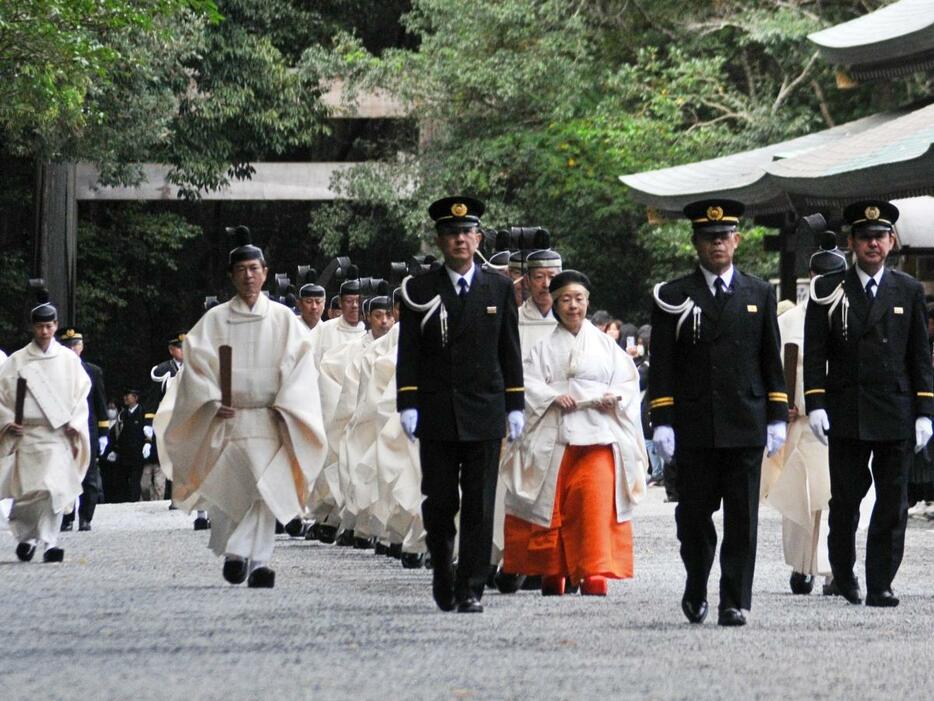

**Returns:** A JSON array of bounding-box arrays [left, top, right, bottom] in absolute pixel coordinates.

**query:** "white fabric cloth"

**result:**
[[341, 326, 399, 535], [310, 331, 373, 524], [8, 491, 62, 547], [760, 301, 832, 573], [212, 498, 276, 564], [502, 320, 647, 526], [158, 294, 327, 557], [309, 315, 366, 366], [0, 340, 91, 518]]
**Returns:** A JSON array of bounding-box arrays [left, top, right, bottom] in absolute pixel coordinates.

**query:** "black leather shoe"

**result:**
[[494, 569, 526, 594], [389, 543, 403, 559], [304, 524, 319, 541], [401, 552, 425, 569], [789, 571, 814, 595], [374, 542, 389, 555], [456, 595, 484, 613], [247, 567, 276, 588], [865, 589, 899, 607], [222, 558, 249, 585], [60, 519, 74, 532], [839, 581, 863, 605], [43, 547, 65, 563], [78, 520, 91, 532], [717, 608, 746, 627], [315, 524, 337, 544], [432, 565, 456, 612], [520, 575, 542, 591], [681, 598, 709, 624], [336, 529, 355, 547], [193, 516, 211, 531], [15, 543, 36, 562], [353, 536, 375, 550], [284, 518, 306, 538]]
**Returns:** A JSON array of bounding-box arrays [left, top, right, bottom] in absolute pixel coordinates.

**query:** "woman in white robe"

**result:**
[[502, 271, 646, 596]]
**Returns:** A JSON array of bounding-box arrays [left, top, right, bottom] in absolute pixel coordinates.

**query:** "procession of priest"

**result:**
[[2, 193, 932, 626]]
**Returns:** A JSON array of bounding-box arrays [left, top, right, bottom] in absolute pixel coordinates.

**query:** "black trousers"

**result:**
[[674, 446, 762, 612], [62, 457, 102, 525], [827, 437, 910, 594], [420, 438, 501, 600]]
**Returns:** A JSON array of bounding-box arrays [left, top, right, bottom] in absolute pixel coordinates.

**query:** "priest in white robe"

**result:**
[[502, 271, 646, 596], [0, 291, 90, 563], [306, 279, 367, 540], [493, 249, 561, 590], [761, 236, 844, 595], [160, 227, 327, 588], [297, 282, 326, 337]]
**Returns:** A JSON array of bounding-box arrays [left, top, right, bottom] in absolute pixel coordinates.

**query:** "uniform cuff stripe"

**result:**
[[768, 393, 788, 401], [97, 420, 110, 427], [398, 386, 418, 392], [804, 389, 825, 396], [917, 392, 934, 398], [506, 387, 524, 393]]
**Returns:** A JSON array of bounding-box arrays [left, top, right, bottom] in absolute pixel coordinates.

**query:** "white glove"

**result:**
[[143, 425, 154, 440], [142, 443, 152, 460], [766, 421, 787, 457], [652, 425, 675, 464], [98, 437, 108, 454], [808, 408, 830, 446], [507, 410, 525, 442], [106, 451, 118, 463], [915, 416, 933, 454], [400, 409, 418, 443]]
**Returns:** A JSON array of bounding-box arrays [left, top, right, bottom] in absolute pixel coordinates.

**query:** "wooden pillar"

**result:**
[[34, 162, 77, 325]]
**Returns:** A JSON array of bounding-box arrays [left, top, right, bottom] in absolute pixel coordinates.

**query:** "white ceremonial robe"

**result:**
[[309, 315, 365, 366], [760, 300, 832, 576], [491, 298, 558, 563], [341, 326, 400, 538], [502, 320, 647, 527], [0, 340, 90, 546], [160, 294, 327, 559], [311, 331, 373, 526]]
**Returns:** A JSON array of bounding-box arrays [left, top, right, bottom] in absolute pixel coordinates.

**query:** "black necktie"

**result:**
[[865, 278, 876, 302], [458, 277, 468, 300], [714, 277, 726, 308]]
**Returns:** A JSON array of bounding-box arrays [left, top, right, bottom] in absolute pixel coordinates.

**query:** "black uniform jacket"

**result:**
[[143, 358, 180, 462], [83, 361, 108, 456], [396, 265, 524, 442], [804, 267, 934, 441], [649, 267, 787, 449]]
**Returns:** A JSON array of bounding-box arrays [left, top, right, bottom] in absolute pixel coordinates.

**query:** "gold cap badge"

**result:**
[[64, 329, 77, 338], [865, 206, 880, 221], [706, 205, 724, 222], [451, 202, 468, 217]]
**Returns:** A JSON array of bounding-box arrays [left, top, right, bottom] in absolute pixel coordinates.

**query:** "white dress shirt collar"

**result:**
[[446, 263, 477, 293], [699, 264, 734, 296], [854, 265, 884, 295]]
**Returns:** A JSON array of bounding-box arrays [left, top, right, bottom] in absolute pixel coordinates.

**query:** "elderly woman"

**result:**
[[502, 271, 647, 596]]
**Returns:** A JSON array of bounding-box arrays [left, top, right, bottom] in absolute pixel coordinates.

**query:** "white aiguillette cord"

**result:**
[[400, 274, 448, 346], [652, 282, 702, 343], [809, 276, 848, 339]]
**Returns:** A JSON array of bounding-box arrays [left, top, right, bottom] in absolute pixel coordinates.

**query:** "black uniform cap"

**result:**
[[168, 331, 187, 347], [428, 196, 485, 232], [31, 288, 57, 323], [299, 283, 326, 299], [124, 388, 141, 396], [227, 225, 265, 268], [809, 232, 847, 275], [683, 199, 745, 235], [843, 200, 899, 233], [59, 327, 83, 346]]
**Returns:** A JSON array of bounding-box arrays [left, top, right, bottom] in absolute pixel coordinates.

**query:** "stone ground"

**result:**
[[2, 488, 933, 701]]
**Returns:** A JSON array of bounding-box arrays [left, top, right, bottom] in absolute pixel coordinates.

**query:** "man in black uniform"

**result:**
[[104, 389, 146, 502], [804, 200, 933, 608], [397, 196, 524, 613], [58, 328, 108, 531], [649, 199, 788, 627]]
